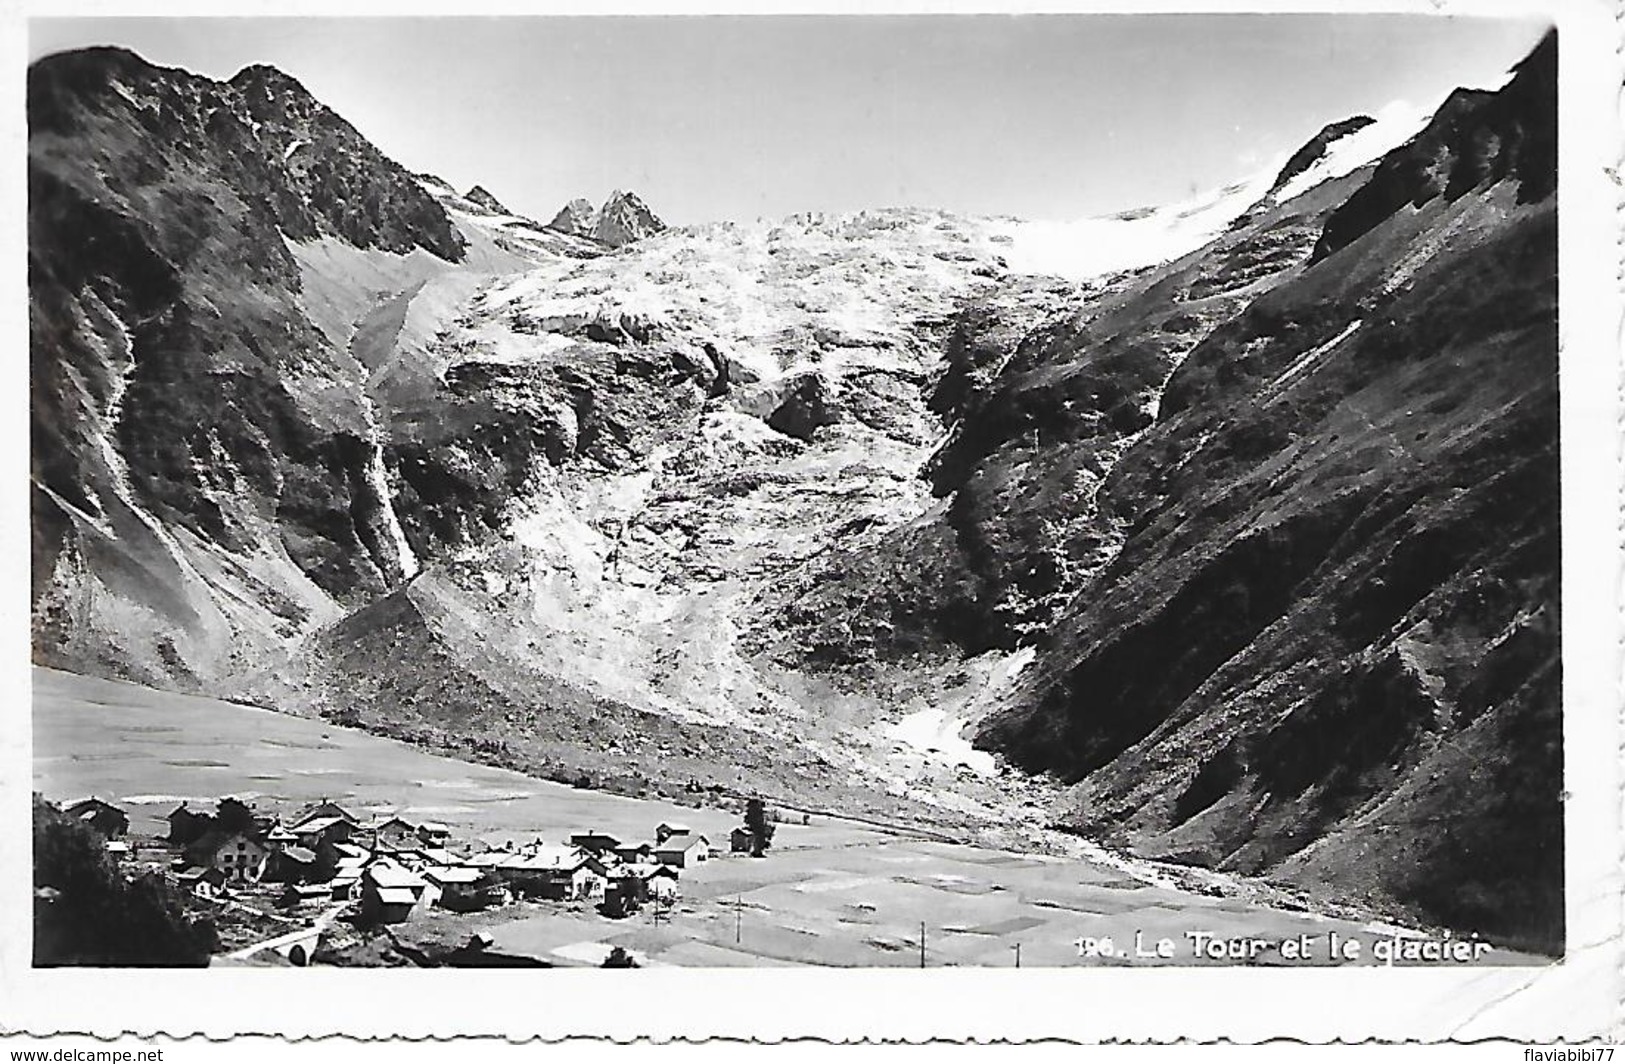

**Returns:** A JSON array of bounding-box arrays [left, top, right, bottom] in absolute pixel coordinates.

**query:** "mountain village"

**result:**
[[47, 792, 774, 965]]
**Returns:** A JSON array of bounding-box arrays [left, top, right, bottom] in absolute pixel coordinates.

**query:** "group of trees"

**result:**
[[33, 795, 217, 966]]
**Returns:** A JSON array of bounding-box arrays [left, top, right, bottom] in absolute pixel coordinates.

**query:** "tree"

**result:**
[[215, 796, 256, 834], [33, 795, 217, 966], [601, 945, 639, 968], [744, 797, 776, 858]]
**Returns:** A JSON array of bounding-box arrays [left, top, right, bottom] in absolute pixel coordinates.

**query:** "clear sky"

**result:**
[[29, 15, 1551, 226]]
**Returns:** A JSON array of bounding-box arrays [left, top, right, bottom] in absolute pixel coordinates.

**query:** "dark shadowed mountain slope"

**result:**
[[975, 31, 1559, 952], [30, 48, 542, 687], [1313, 31, 1555, 260]]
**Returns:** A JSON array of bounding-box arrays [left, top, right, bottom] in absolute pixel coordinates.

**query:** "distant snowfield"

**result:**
[[990, 97, 1442, 283], [991, 171, 1279, 282]]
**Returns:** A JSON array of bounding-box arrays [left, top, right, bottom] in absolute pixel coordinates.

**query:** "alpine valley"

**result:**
[[29, 33, 1561, 953]]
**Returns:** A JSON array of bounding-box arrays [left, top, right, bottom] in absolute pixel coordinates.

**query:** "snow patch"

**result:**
[[1267, 319, 1363, 396], [886, 707, 997, 775]]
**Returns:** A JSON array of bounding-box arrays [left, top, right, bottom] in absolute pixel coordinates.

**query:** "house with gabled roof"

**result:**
[[333, 841, 370, 861], [422, 865, 503, 912], [359, 860, 429, 925], [330, 865, 366, 901], [614, 839, 656, 864], [614, 861, 679, 903], [463, 850, 523, 875], [173, 865, 227, 899], [64, 797, 128, 839], [655, 822, 692, 843], [371, 815, 421, 852], [569, 831, 621, 856], [415, 846, 456, 867], [264, 844, 325, 885], [507, 845, 607, 901], [293, 816, 355, 851], [417, 821, 452, 845], [291, 800, 359, 830], [166, 803, 211, 845], [654, 833, 710, 869], [185, 829, 268, 884], [278, 882, 331, 908]]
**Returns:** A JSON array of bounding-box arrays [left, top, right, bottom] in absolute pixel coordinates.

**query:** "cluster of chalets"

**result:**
[[157, 798, 709, 925]]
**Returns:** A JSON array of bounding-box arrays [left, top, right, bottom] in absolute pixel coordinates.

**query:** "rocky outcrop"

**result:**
[[418, 181, 604, 265], [1312, 30, 1555, 260], [464, 185, 510, 214], [1270, 115, 1375, 191]]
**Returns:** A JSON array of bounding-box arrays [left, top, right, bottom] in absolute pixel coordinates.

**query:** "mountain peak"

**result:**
[[546, 197, 598, 238], [544, 190, 665, 247], [592, 189, 665, 248], [464, 185, 511, 214], [228, 62, 315, 103]]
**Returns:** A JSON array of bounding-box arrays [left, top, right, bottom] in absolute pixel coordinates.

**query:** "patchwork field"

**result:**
[[33, 666, 1541, 967]]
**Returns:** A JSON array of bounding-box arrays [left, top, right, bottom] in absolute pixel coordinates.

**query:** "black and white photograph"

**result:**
[[7, 0, 1622, 1046]]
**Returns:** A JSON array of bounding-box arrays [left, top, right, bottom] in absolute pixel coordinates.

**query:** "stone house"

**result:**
[[185, 830, 268, 884]]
